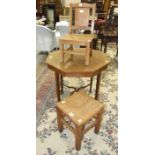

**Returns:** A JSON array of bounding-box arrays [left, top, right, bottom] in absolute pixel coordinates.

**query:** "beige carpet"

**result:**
[[36, 44, 118, 155]]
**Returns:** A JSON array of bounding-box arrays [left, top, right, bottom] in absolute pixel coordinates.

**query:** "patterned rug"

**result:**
[[36, 45, 118, 155], [36, 55, 57, 125]]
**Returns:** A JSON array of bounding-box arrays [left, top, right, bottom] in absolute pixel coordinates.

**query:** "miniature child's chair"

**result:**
[[59, 3, 96, 66]]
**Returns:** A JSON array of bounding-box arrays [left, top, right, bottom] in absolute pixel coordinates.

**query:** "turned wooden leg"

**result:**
[[89, 77, 93, 93], [55, 72, 61, 101], [116, 46, 118, 57], [56, 107, 63, 132], [95, 73, 101, 100], [90, 47, 93, 56], [116, 42, 118, 57], [85, 42, 90, 66], [60, 75, 63, 93], [60, 40, 64, 63], [70, 44, 74, 59], [90, 42, 93, 56], [75, 125, 83, 151], [81, 125, 84, 140], [104, 41, 108, 53], [94, 110, 103, 134], [101, 38, 103, 51]]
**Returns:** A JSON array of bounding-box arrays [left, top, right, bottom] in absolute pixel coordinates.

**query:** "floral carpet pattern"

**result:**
[[36, 45, 118, 155]]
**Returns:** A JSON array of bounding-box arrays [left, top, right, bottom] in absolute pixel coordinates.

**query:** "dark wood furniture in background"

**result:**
[[42, 3, 56, 29], [46, 50, 110, 101], [100, 4, 118, 54], [81, 0, 118, 19], [80, 0, 106, 50], [36, 0, 62, 14], [81, 0, 118, 53], [36, 0, 63, 26]]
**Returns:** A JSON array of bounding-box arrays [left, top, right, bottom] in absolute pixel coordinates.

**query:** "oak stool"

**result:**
[[56, 91, 104, 150]]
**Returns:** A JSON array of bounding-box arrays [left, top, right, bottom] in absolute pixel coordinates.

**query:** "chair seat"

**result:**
[[60, 34, 95, 43], [59, 34, 95, 65], [56, 91, 104, 126]]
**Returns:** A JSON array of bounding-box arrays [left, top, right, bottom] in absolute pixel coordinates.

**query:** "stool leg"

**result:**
[[81, 125, 85, 140], [75, 125, 83, 151], [94, 110, 103, 134], [56, 107, 63, 132]]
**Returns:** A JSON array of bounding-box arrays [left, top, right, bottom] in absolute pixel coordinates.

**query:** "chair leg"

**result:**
[[104, 42, 107, 53], [116, 42, 118, 57], [56, 107, 63, 132], [60, 41, 64, 63], [94, 110, 103, 134], [101, 35, 108, 53], [75, 125, 83, 150], [116, 47, 118, 57], [90, 42, 93, 56], [101, 38, 103, 51]]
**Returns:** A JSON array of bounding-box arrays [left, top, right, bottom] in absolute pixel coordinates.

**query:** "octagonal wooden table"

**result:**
[[46, 50, 110, 101]]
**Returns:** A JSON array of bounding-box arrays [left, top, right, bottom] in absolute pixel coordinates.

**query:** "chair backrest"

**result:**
[[69, 3, 96, 34], [36, 25, 57, 52]]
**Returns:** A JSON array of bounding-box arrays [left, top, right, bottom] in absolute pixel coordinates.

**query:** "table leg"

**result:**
[[60, 75, 63, 93], [89, 77, 93, 93], [85, 42, 90, 66], [55, 72, 61, 101], [95, 73, 101, 100]]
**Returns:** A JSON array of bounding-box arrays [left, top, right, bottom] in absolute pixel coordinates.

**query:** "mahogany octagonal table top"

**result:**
[[46, 50, 110, 77]]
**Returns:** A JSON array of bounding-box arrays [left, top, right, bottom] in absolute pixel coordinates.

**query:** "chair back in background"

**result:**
[[69, 3, 96, 34]]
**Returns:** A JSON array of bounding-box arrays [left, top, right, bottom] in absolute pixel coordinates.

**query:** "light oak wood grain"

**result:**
[[56, 91, 105, 150]]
